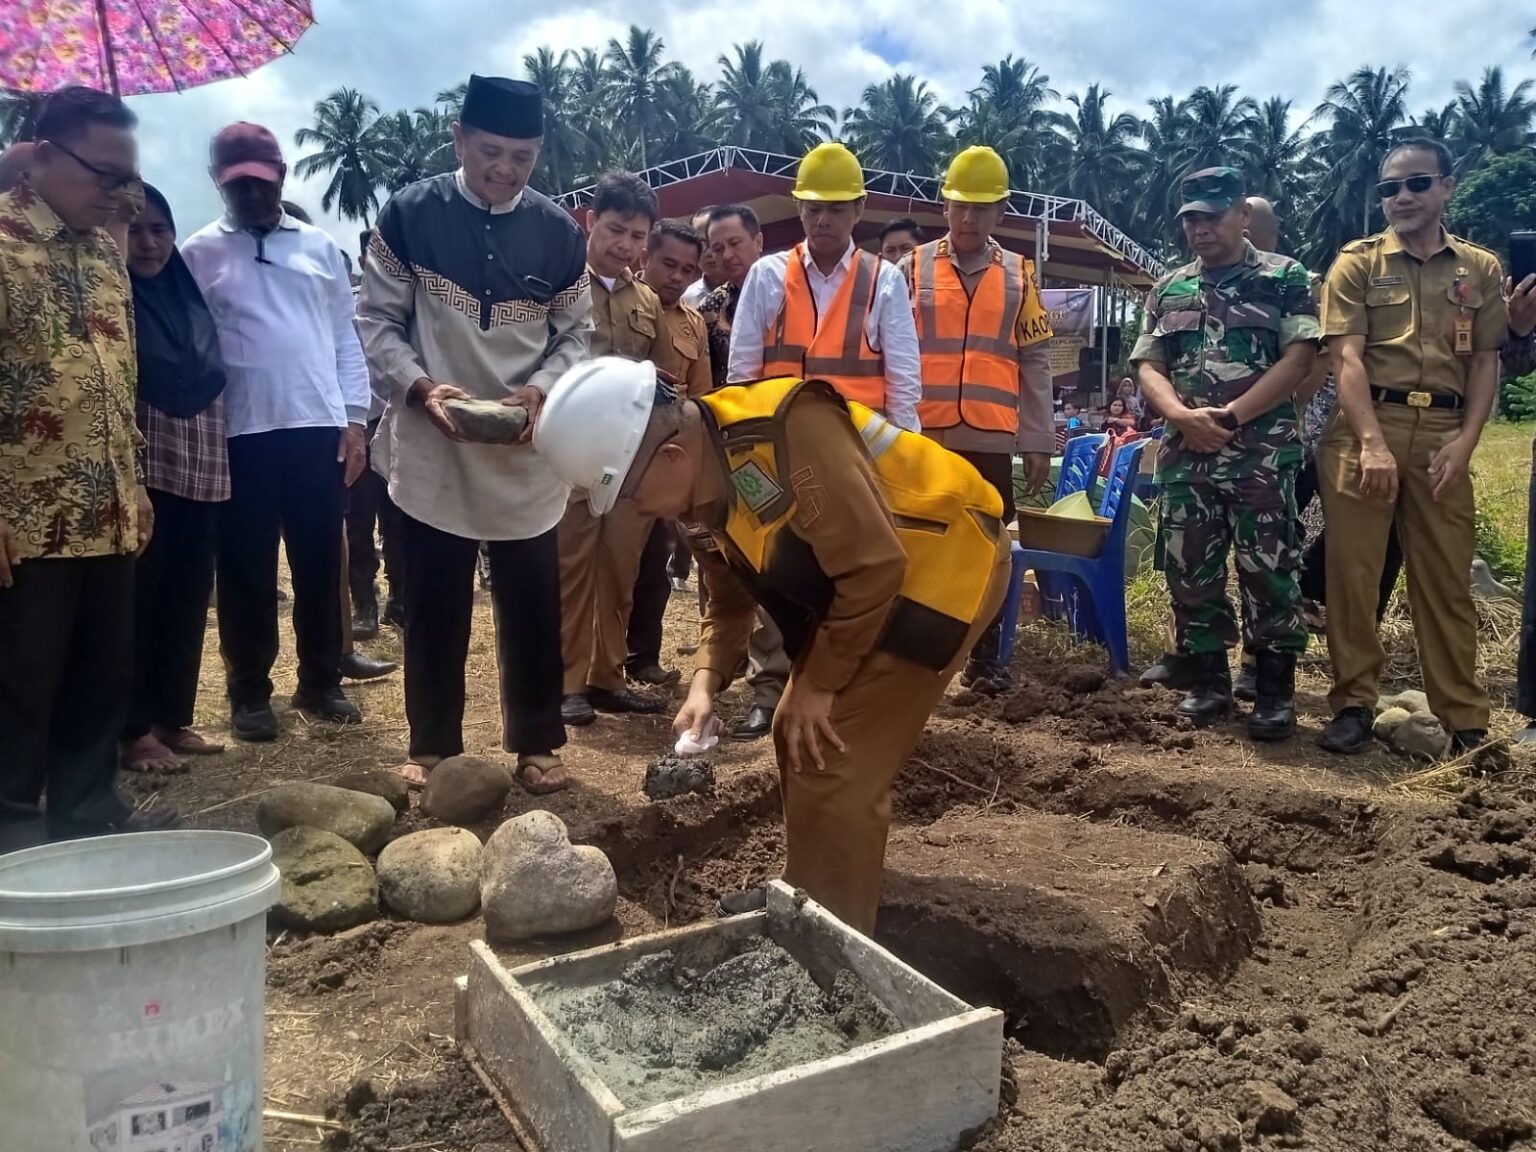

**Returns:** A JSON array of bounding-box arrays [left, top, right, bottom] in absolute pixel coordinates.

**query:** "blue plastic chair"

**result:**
[[998, 438, 1151, 676], [1055, 433, 1108, 501]]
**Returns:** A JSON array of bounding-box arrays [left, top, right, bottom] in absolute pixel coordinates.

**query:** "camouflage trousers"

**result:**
[[1156, 468, 1307, 656]]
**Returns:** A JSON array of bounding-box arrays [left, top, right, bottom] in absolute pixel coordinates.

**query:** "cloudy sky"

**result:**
[[124, 0, 1536, 254]]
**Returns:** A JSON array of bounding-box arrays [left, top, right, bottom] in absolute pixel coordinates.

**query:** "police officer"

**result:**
[[1131, 167, 1319, 741], [534, 358, 1011, 935], [1317, 138, 1506, 755]]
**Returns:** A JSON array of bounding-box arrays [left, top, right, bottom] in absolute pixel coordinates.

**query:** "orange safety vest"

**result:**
[[911, 239, 1025, 433], [760, 244, 886, 409]]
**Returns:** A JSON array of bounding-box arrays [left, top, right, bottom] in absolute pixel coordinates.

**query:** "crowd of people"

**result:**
[[2, 73, 1534, 925]]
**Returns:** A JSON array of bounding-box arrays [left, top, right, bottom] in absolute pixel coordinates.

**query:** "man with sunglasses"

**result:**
[[0, 86, 181, 850], [1317, 138, 1507, 756]]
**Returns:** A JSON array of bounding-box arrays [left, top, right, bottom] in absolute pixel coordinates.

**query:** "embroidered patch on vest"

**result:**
[[791, 466, 823, 528], [731, 461, 782, 515]]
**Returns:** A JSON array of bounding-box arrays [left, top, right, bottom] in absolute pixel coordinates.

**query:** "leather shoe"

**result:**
[[587, 686, 665, 714], [1451, 729, 1488, 755], [718, 886, 768, 916], [732, 705, 774, 740], [628, 663, 682, 687], [351, 595, 380, 641], [562, 693, 596, 726], [341, 652, 398, 681], [291, 689, 362, 725], [231, 702, 279, 743], [960, 658, 1012, 695], [1317, 707, 1374, 755]]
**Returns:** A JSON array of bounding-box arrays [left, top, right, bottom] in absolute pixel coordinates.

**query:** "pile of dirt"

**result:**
[[268, 921, 403, 996], [323, 1054, 512, 1151], [531, 935, 899, 1108], [964, 784, 1536, 1152]]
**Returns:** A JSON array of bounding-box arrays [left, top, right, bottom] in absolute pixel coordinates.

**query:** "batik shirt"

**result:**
[[1130, 241, 1319, 482], [0, 183, 143, 559]]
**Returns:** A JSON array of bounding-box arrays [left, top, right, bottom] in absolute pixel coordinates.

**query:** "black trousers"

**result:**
[[1519, 466, 1536, 719], [957, 451, 1017, 664], [667, 525, 692, 582], [218, 428, 345, 705], [127, 490, 218, 736], [346, 421, 404, 603], [401, 513, 565, 759], [0, 555, 134, 847], [626, 520, 674, 673]]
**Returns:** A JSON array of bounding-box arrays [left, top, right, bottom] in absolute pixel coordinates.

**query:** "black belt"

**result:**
[[1370, 387, 1464, 411]]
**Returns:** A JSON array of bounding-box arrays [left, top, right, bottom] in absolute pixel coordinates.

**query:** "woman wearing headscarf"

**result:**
[[121, 184, 231, 770]]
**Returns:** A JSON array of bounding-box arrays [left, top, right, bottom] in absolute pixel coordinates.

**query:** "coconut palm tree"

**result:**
[[1307, 65, 1412, 244], [960, 56, 1059, 186], [766, 62, 835, 154], [841, 74, 954, 174], [373, 108, 454, 193], [0, 89, 43, 147], [602, 25, 678, 170], [1176, 84, 1260, 174], [294, 88, 386, 226], [1050, 84, 1144, 226], [435, 83, 469, 117], [1453, 66, 1536, 173], [1247, 97, 1310, 206], [1415, 101, 1461, 144], [653, 68, 718, 164], [522, 46, 599, 193], [714, 41, 778, 150]]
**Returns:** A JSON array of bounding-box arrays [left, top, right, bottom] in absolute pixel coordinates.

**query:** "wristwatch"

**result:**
[[1216, 410, 1241, 431]]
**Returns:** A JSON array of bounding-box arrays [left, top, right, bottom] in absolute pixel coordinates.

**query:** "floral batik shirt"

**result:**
[[0, 183, 144, 560]]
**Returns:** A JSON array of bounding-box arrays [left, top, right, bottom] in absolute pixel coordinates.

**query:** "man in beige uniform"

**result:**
[[1318, 137, 1506, 755], [560, 172, 679, 726]]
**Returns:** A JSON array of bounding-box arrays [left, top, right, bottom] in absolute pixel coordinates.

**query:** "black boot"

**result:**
[[1233, 652, 1258, 703], [351, 585, 380, 641], [1176, 652, 1232, 728], [1140, 650, 1201, 690], [1247, 649, 1296, 742]]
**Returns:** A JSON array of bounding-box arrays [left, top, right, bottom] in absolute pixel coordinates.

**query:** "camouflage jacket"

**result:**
[[1130, 242, 1320, 482]]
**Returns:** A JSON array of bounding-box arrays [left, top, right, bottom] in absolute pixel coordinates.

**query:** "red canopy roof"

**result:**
[[556, 147, 1164, 288]]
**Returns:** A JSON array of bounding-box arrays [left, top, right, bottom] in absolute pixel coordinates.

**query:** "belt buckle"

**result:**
[[1407, 391, 1432, 408]]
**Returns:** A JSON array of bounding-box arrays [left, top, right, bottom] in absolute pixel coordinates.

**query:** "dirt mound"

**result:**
[[268, 921, 403, 996], [324, 1052, 511, 1151]]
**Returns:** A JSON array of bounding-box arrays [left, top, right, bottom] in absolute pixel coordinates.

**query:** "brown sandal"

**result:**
[[121, 735, 189, 775], [154, 727, 225, 756], [395, 754, 442, 791], [517, 755, 570, 796]]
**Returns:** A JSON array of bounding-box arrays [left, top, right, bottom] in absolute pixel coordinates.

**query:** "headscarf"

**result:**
[[130, 184, 227, 418]]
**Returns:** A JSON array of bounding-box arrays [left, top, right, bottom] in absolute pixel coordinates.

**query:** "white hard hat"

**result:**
[[534, 356, 659, 515]]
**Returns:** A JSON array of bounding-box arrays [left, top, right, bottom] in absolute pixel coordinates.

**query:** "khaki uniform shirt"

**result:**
[[659, 301, 712, 398], [1322, 227, 1507, 395], [590, 267, 667, 362], [689, 391, 908, 693]]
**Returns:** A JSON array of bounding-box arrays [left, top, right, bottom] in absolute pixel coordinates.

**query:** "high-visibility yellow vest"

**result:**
[[760, 244, 886, 410], [911, 239, 1028, 433], [696, 377, 1005, 671]]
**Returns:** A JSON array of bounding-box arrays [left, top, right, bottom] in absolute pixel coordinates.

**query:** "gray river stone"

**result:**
[[444, 399, 528, 444], [257, 783, 397, 855], [270, 826, 379, 932], [377, 827, 483, 923], [481, 811, 616, 941], [420, 755, 513, 824]]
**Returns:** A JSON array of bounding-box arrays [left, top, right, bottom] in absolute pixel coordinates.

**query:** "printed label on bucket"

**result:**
[[86, 1071, 258, 1152]]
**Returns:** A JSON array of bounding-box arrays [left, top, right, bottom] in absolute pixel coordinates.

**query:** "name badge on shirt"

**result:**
[[1454, 313, 1474, 355], [1370, 275, 1406, 287]]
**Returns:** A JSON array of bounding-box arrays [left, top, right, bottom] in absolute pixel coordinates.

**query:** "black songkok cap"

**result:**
[[460, 74, 544, 140]]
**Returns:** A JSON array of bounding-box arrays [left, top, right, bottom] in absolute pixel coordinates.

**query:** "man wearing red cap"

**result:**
[[181, 122, 372, 744]]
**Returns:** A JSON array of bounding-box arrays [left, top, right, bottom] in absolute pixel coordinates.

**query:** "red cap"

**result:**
[[211, 122, 284, 186]]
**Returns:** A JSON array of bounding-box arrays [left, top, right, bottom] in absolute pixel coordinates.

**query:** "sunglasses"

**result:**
[[1376, 174, 1440, 199], [45, 140, 140, 192]]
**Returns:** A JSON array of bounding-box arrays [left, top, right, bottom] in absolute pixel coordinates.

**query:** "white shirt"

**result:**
[[681, 278, 710, 307], [182, 214, 370, 439], [728, 242, 922, 431], [455, 169, 523, 215]]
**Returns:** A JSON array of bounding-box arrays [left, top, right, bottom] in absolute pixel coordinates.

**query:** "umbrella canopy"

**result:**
[[0, 0, 314, 96]]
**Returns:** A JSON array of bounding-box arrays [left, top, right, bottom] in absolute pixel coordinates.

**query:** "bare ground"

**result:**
[[128, 581, 1536, 1152]]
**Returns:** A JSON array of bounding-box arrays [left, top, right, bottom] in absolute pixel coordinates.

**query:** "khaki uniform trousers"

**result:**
[[1318, 403, 1488, 730], [557, 495, 653, 695], [773, 534, 1012, 935]]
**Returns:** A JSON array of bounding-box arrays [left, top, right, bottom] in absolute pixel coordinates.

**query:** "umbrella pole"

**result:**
[[93, 0, 120, 96]]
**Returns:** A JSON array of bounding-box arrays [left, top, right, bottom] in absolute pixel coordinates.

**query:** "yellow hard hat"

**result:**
[[942, 146, 1010, 204], [793, 142, 866, 202]]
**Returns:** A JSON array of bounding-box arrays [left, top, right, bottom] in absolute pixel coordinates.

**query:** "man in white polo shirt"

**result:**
[[182, 122, 371, 742]]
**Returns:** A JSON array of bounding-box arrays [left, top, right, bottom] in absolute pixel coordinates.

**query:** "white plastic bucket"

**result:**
[[0, 831, 280, 1152]]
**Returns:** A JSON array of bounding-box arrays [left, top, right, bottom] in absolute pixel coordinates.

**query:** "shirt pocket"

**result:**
[[1151, 308, 1204, 363], [628, 307, 658, 346], [1364, 284, 1413, 343]]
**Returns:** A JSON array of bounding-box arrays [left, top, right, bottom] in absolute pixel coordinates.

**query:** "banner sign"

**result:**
[[1040, 288, 1095, 392]]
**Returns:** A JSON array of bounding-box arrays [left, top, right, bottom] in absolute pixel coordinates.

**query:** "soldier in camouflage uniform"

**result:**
[[1130, 168, 1320, 741]]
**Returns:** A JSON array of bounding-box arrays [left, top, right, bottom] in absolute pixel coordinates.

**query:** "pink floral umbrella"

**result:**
[[0, 0, 314, 96]]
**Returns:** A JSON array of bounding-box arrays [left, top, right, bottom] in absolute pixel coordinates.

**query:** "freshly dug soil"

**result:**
[[529, 935, 900, 1108]]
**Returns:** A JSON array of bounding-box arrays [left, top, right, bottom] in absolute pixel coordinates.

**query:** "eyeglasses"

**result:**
[[45, 139, 140, 192], [1376, 174, 1440, 199]]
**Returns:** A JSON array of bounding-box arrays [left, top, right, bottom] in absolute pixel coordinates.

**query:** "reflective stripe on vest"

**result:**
[[696, 377, 1004, 671], [761, 245, 886, 408], [912, 240, 1024, 433]]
